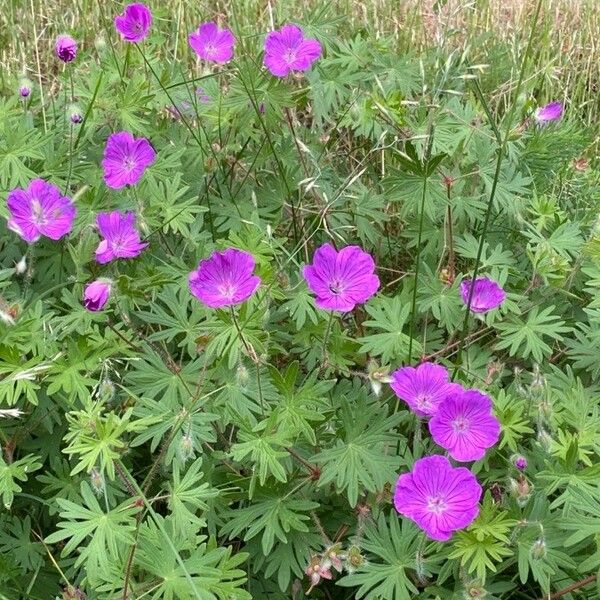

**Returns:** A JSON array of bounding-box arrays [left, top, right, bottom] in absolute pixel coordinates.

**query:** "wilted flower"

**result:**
[[188, 22, 235, 63], [55, 35, 77, 62], [15, 256, 27, 275], [460, 277, 506, 313], [534, 101, 563, 123], [429, 389, 501, 462], [323, 544, 344, 573], [264, 24, 321, 77], [189, 248, 261, 308], [302, 243, 379, 312], [6, 179, 76, 243], [509, 474, 533, 507], [95, 211, 148, 264], [305, 555, 332, 592], [83, 279, 112, 311], [114, 3, 152, 43], [345, 545, 365, 573], [101, 131, 156, 189], [394, 455, 482, 541], [390, 362, 464, 417]]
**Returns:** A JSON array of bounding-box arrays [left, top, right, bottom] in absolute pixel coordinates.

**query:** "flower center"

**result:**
[[414, 393, 432, 410], [124, 157, 137, 172], [427, 494, 447, 515], [31, 199, 46, 225], [328, 279, 345, 295], [205, 43, 217, 56], [219, 282, 237, 299], [452, 416, 470, 434], [283, 49, 297, 65]]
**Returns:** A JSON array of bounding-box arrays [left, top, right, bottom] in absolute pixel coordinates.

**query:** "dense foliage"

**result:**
[[1, 2, 600, 599]]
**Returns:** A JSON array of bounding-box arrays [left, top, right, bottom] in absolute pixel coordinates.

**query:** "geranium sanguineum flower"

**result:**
[[101, 131, 156, 189], [263, 24, 321, 77], [95, 211, 148, 264], [390, 362, 464, 417], [302, 243, 379, 312], [460, 277, 506, 313], [6, 179, 76, 243], [188, 22, 235, 63], [428, 389, 501, 462], [55, 35, 77, 62], [83, 279, 112, 311], [188, 248, 261, 308], [114, 3, 152, 43], [534, 101, 563, 123], [394, 455, 482, 541]]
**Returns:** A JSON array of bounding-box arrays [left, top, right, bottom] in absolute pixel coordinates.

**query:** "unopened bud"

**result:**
[[15, 255, 27, 275], [530, 538, 546, 559], [512, 454, 527, 471], [509, 475, 533, 507], [90, 468, 105, 495], [179, 433, 195, 462]]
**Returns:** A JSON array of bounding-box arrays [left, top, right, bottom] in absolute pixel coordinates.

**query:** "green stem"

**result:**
[[452, 0, 544, 379], [320, 311, 335, 371]]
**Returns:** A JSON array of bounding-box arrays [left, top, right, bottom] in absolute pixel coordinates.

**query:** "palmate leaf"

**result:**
[[220, 492, 319, 555], [495, 305, 571, 362], [45, 482, 137, 576], [314, 400, 403, 507], [337, 514, 421, 600], [0, 454, 42, 510], [359, 296, 422, 365], [0, 515, 45, 572]]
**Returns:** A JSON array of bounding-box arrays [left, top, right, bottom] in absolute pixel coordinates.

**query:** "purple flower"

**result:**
[[101, 131, 156, 189], [55, 35, 77, 62], [83, 279, 112, 311], [19, 80, 31, 98], [302, 243, 379, 312], [390, 362, 464, 417], [394, 455, 482, 541], [188, 248, 261, 308], [188, 22, 235, 63], [95, 211, 148, 264], [263, 24, 321, 77], [68, 105, 83, 124], [429, 389, 501, 462], [6, 179, 76, 243], [535, 101, 563, 123], [513, 455, 527, 471], [114, 3, 152, 43], [460, 277, 506, 313]]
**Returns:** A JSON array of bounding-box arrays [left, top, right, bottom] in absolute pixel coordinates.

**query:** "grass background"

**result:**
[[1, 0, 599, 132]]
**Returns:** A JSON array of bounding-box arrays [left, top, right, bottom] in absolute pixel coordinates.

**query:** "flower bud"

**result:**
[[530, 538, 546, 559], [19, 79, 32, 98], [179, 433, 195, 462], [55, 34, 78, 63], [90, 468, 105, 495], [512, 454, 527, 471], [509, 475, 533, 507], [15, 255, 27, 275], [68, 104, 83, 124], [83, 279, 112, 311]]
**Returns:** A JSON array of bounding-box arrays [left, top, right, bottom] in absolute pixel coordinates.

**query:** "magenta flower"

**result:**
[[302, 244, 379, 312], [83, 279, 112, 311], [114, 3, 152, 43], [55, 35, 77, 62], [394, 455, 482, 541], [460, 277, 506, 313], [513, 455, 527, 471], [390, 362, 464, 417], [19, 81, 31, 98], [535, 101, 563, 123], [188, 22, 235, 63], [188, 248, 261, 309], [263, 24, 322, 77], [101, 131, 156, 189], [95, 211, 148, 264], [429, 389, 501, 462], [6, 179, 76, 243]]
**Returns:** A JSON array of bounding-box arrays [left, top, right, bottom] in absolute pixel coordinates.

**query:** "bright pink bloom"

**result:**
[[394, 455, 482, 541], [6, 179, 76, 243], [535, 101, 563, 123], [302, 243, 379, 312], [263, 24, 321, 77], [390, 362, 464, 417], [114, 3, 152, 43], [188, 248, 261, 308], [429, 389, 501, 462], [83, 279, 112, 311], [101, 131, 156, 189], [188, 22, 235, 63], [55, 35, 77, 62], [95, 211, 148, 264], [460, 277, 506, 313]]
